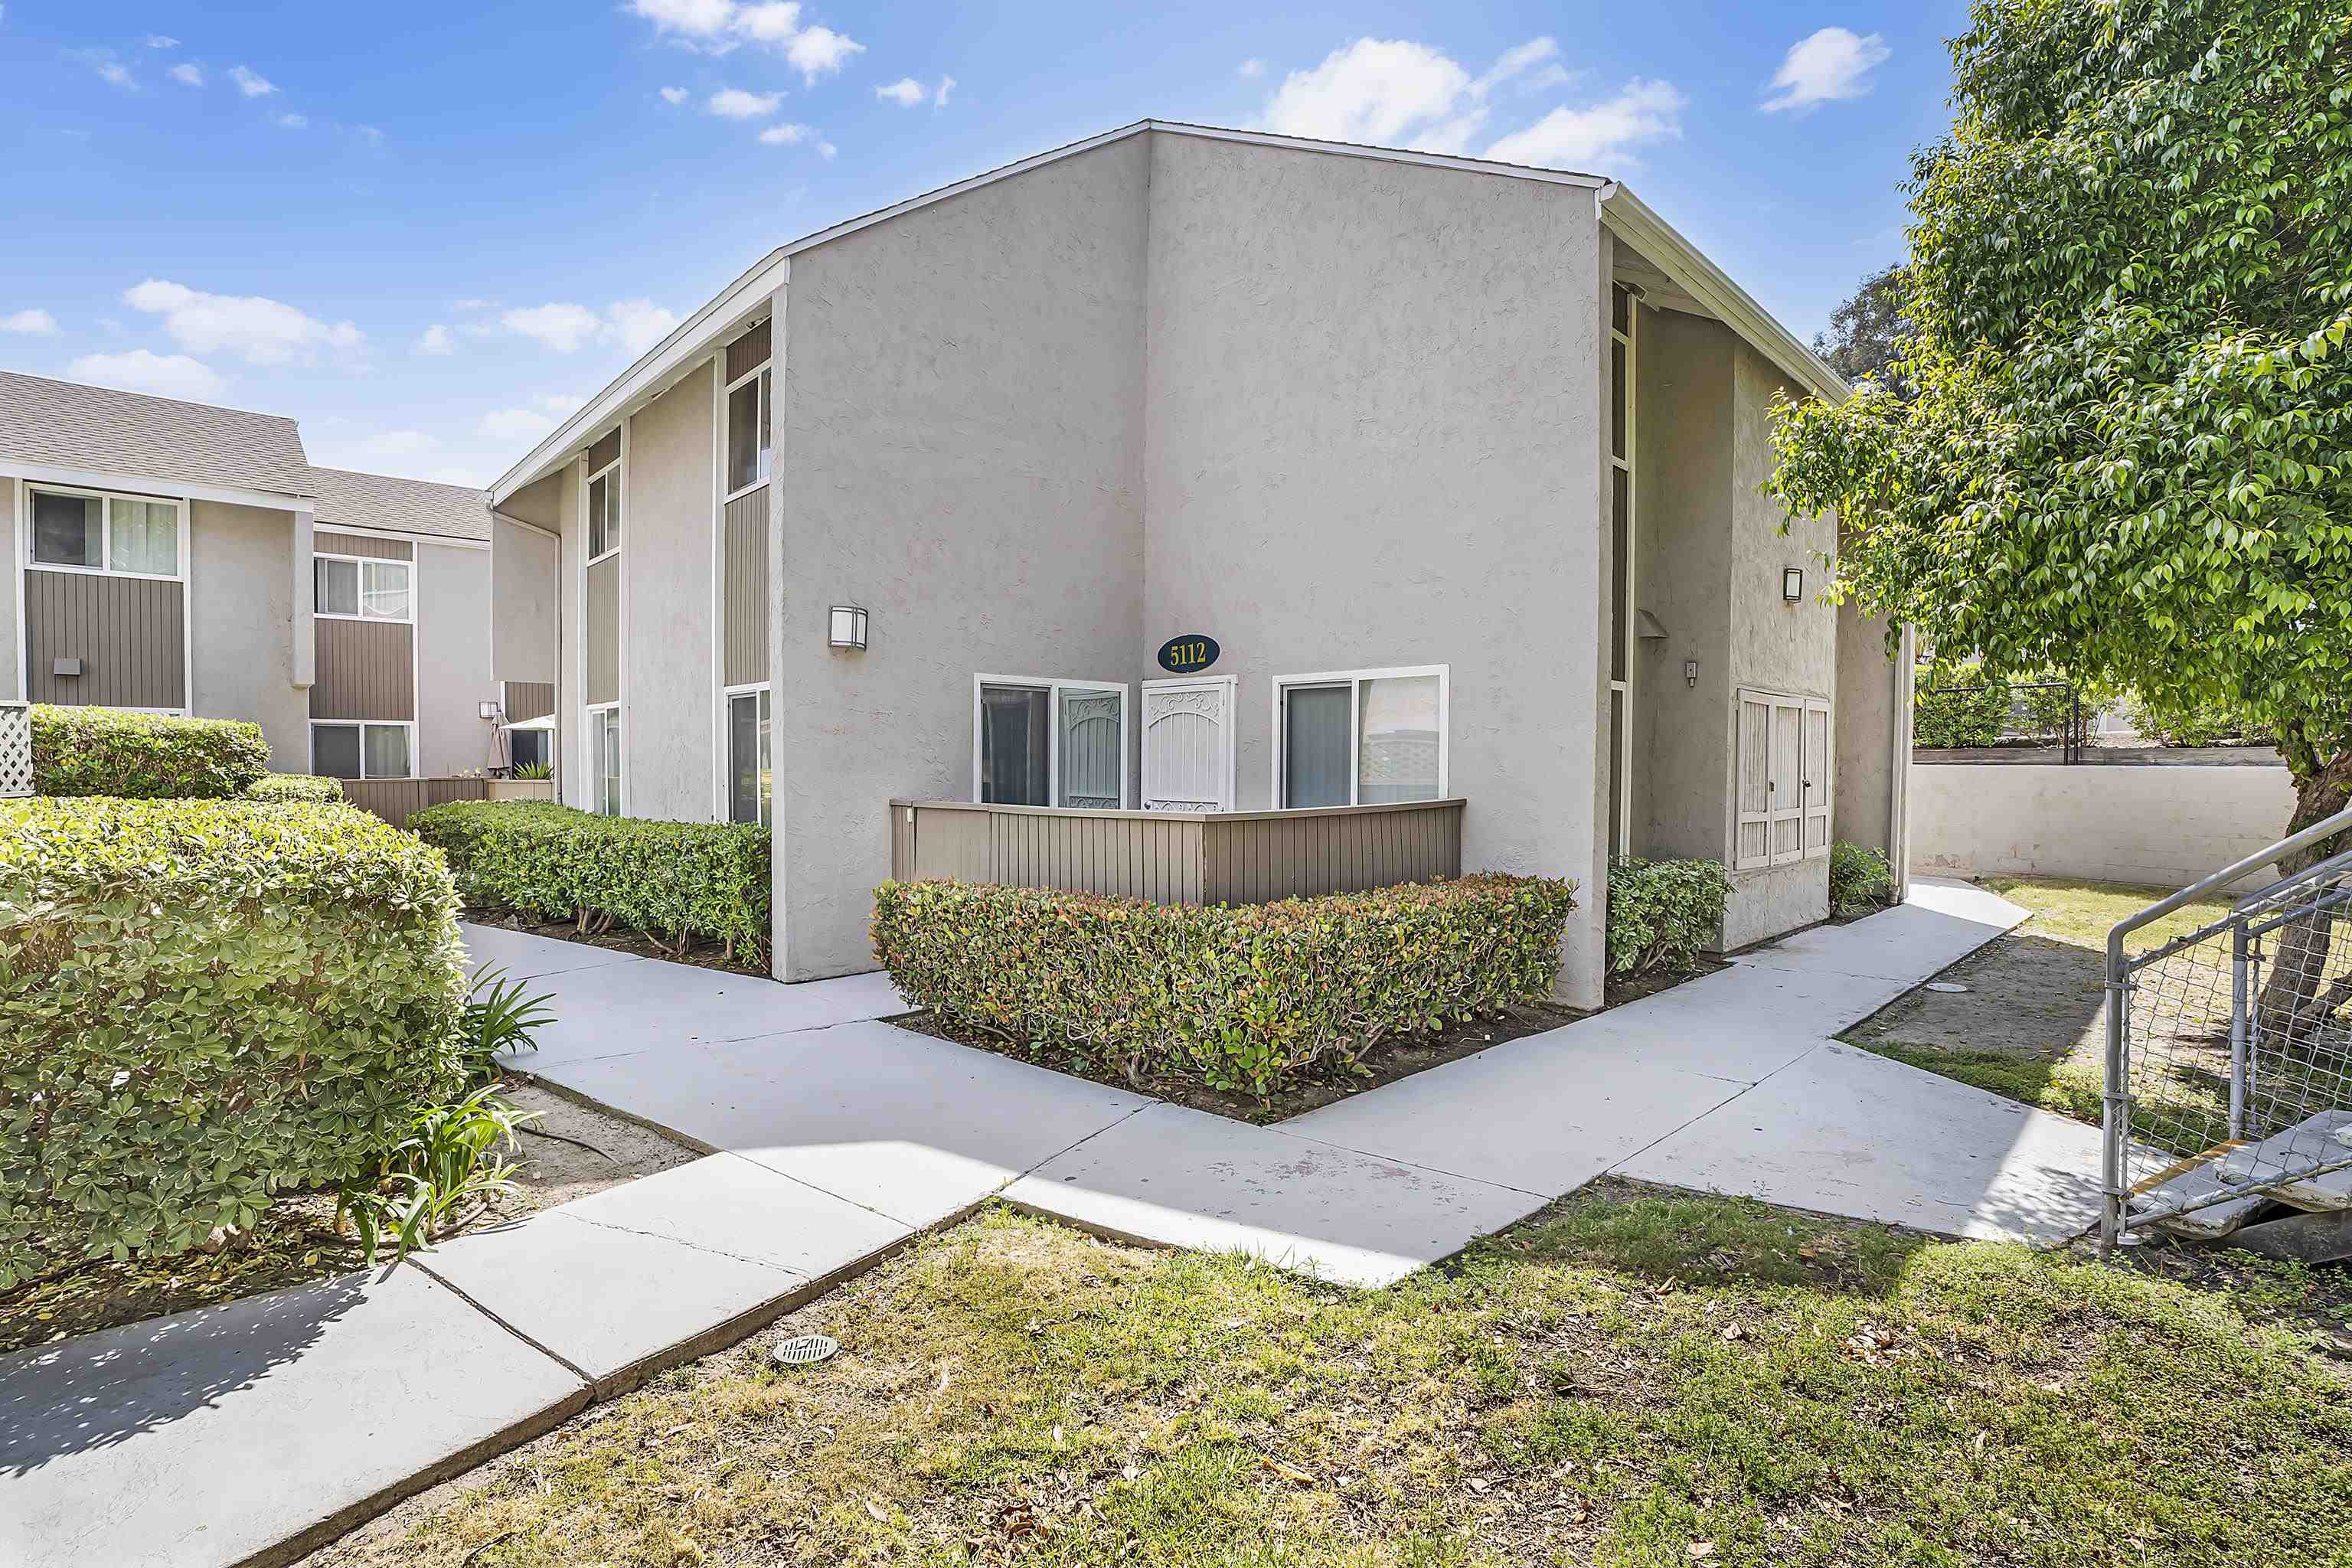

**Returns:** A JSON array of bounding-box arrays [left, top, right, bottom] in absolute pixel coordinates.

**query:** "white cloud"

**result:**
[[2, 308, 57, 334], [935, 75, 954, 108], [353, 124, 384, 145], [169, 62, 204, 87], [757, 121, 817, 145], [144, 34, 178, 49], [1483, 78, 1686, 169], [707, 87, 782, 119], [476, 394, 585, 445], [659, 85, 691, 104], [123, 279, 362, 366], [452, 298, 498, 311], [605, 299, 680, 355], [1760, 27, 1890, 113], [631, 0, 861, 81], [1258, 36, 1681, 170], [71, 49, 136, 89], [501, 302, 603, 353], [276, 113, 308, 129], [416, 324, 455, 355], [818, 140, 837, 159], [1238, 58, 1264, 79], [227, 64, 276, 97], [875, 77, 924, 106], [69, 349, 227, 401]]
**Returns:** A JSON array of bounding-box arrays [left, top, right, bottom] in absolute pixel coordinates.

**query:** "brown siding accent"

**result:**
[[887, 799, 1464, 906], [344, 776, 490, 828], [501, 680, 555, 722], [723, 485, 769, 685], [312, 618, 416, 720], [25, 570, 187, 708], [585, 430, 621, 475], [585, 556, 619, 705], [725, 319, 771, 382], [314, 531, 412, 561]]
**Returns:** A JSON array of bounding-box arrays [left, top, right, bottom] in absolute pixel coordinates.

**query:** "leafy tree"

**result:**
[[1811, 263, 1912, 393], [1768, 0, 2352, 1024]]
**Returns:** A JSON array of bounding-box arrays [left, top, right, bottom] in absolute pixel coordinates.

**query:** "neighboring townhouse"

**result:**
[[487, 119, 1914, 1006], [0, 371, 550, 781]]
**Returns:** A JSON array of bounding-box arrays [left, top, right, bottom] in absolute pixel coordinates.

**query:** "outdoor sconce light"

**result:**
[[478, 700, 501, 721], [828, 605, 870, 649], [1782, 566, 1805, 603]]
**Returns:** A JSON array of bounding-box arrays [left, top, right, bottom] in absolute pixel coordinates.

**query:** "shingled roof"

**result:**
[[0, 370, 314, 496], [306, 465, 492, 543]]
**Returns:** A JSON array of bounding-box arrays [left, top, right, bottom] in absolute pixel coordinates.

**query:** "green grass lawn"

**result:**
[[1977, 876, 2236, 956], [314, 1191, 2352, 1568]]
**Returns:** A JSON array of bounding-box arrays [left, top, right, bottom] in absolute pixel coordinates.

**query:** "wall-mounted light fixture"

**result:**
[[1782, 567, 1805, 603], [478, 701, 503, 721], [828, 605, 870, 650]]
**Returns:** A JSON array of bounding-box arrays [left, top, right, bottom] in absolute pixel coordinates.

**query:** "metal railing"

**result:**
[[2102, 802, 2352, 1246]]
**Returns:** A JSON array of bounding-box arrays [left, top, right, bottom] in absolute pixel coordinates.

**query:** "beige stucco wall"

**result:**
[[491, 515, 559, 697], [1913, 762, 2295, 890], [773, 132, 1152, 979], [1142, 132, 1612, 1004], [1834, 602, 1903, 859], [416, 538, 495, 776], [188, 499, 309, 769], [514, 465, 588, 808], [623, 361, 720, 821]]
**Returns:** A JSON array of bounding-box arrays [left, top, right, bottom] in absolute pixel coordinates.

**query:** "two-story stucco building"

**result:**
[[487, 120, 1915, 1006]]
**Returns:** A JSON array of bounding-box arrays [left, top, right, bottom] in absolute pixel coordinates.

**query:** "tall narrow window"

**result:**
[[725, 368, 771, 495], [1606, 282, 1638, 856], [1274, 667, 1449, 808], [591, 706, 622, 815], [586, 465, 621, 560], [978, 684, 1051, 805], [727, 686, 772, 826]]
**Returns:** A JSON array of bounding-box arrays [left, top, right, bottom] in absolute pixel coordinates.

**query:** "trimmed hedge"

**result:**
[[31, 704, 270, 799], [1606, 856, 1730, 978], [247, 773, 345, 804], [0, 798, 467, 1286], [412, 799, 769, 960], [1913, 671, 2011, 750], [872, 874, 1578, 1101], [1829, 842, 1896, 918]]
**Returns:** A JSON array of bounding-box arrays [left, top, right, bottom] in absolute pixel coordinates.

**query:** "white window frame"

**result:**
[[722, 680, 772, 826], [1269, 663, 1451, 808], [584, 455, 622, 566], [308, 719, 416, 781], [586, 701, 622, 816], [1609, 287, 1638, 858], [24, 482, 188, 583], [312, 553, 415, 625], [721, 361, 773, 505], [970, 674, 1131, 809], [1733, 687, 1831, 871]]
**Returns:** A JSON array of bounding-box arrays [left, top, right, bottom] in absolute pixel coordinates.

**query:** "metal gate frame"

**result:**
[[2103, 802, 2352, 1245]]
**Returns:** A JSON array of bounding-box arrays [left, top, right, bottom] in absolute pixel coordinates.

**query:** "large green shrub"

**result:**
[[30, 704, 269, 798], [872, 874, 1578, 1101], [0, 798, 467, 1287], [2125, 694, 2272, 750], [413, 799, 769, 961], [1829, 842, 1896, 918], [246, 773, 345, 804], [1606, 857, 1730, 978], [1912, 666, 2011, 749]]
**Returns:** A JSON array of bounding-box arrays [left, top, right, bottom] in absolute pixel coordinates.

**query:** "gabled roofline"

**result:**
[[1599, 185, 1848, 404]]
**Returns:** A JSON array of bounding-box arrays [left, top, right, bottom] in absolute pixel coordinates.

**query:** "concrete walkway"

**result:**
[[5, 880, 2104, 1567]]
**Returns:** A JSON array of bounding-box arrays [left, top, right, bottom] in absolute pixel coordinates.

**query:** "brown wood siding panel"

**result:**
[[344, 776, 489, 828], [585, 557, 619, 706], [724, 319, 771, 382], [311, 618, 415, 721], [314, 531, 411, 561], [24, 570, 187, 709], [723, 486, 769, 686], [585, 430, 621, 475], [501, 681, 555, 723]]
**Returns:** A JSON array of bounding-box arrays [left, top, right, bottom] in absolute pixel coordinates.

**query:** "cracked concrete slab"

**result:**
[[507, 958, 906, 1070]]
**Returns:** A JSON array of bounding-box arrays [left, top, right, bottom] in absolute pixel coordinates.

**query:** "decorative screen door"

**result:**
[[1140, 675, 1236, 812]]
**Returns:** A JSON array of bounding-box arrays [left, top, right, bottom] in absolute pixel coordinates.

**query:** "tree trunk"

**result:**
[[2253, 750, 2352, 1040]]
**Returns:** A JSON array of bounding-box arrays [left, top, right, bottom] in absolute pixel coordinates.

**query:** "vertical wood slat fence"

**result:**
[[888, 798, 1465, 906], [342, 776, 492, 828]]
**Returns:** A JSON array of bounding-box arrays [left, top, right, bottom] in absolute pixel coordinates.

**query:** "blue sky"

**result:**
[[0, 2, 1968, 486]]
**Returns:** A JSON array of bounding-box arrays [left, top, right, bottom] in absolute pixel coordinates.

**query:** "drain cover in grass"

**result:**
[[1925, 982, 1971, 994], [772, 1334, 839, 1367]]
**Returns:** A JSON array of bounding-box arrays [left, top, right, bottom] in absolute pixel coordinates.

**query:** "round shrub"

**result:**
[[0, 798, 468, 1287], [31, 704, 270, 798], [1606, 855, 1730, 978], [872, 874, 1578, 1101], [247, 773, 346, 804]]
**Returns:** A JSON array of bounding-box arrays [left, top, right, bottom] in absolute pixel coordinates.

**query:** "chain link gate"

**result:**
[[2103, 804, 2352, 1245]]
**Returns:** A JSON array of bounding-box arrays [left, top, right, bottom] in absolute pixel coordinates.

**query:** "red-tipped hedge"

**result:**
[[871, 874, 1577, 1101]]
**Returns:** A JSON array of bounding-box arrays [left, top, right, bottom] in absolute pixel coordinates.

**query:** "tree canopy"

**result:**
[[1811, 264, 1912, 393], [1769, 0, 2352, 804]]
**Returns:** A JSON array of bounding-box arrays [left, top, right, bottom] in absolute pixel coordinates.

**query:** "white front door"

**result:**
[[1141, 675, 1236, 812]]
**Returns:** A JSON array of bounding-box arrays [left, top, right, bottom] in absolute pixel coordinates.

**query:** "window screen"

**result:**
[[588, 470, 620, 559], [312, 724, 362, 779], [593, 708, 622, 815], [979, 684, 1051, 806], [1282, 685, 1351, 808], [31, 491, 101, 567], [316, 557, 360, 616], [726, 371, 770, 494], [728, 688, 773, 826]]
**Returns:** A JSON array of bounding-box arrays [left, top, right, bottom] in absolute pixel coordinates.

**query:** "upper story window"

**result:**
[[315, 555, 413, 622], [29, 485, 181, 577], [725, 365, 772, 497], [586, 460, 621, 561]]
